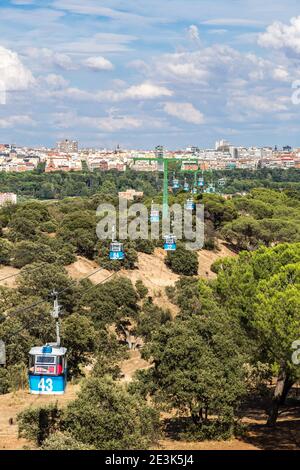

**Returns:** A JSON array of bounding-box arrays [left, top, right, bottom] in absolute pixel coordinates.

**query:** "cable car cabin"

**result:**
[[192, 187, 198, 195], [109, 241, 125, 260], [204, 184, 216, 194], [163, 235, 176, 251], [150, 208, 160, 223], [183, 182, 189, 192], [29, 345, 67, 395], [197, 177, 204, 187], [185, 199, 195, 211], [172, 178, 180, 189]]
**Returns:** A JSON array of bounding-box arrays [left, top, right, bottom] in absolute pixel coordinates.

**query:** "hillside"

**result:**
[[65, 242, 236, 316]]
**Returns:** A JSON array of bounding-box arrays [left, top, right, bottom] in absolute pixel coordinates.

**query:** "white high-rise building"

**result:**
[[57, 139, 79, 153]]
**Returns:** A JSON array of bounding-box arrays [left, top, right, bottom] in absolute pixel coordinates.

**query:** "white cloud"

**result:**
[[60, 33, 137, 55], [164, 102, 205, 124], [272, 67, 289, 82], [83, 56, 114, 71], [149, 44, 294, 89], [122, 82, 173, 100], [0, 115, 36, 128], [93, 115, 142, 132], [187, 25, 200, 43], [228, 93, 288, 114], [56, 81, 173, 102], [0, 46, 34, 92], [202, 18, 264, 27], [258, 16, 300, 54], [53, 111, 143, 132], [25, 47, 76, 70], [52, 0, 150, 24], [42, 74, 70, 89]]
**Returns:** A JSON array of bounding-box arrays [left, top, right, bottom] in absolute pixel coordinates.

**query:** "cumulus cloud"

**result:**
[[227, 92, 288, 114], [148, 44, 294, 88], [164, 102, 205, 124], [55, 81, 173, 102], [0, 46, 34, 92], [258, 16, 300, 54], [187, 25, 201, 43], [122, 82, 173, 100], [83, 56, 114, 71], [42, 74, 69, 89], [272, 67, 289, 82], [0, 115, 36, 128], [25, 47, 76, 70]]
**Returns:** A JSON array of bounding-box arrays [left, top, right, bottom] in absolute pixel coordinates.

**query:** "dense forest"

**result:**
[[0, 169, 300, 449], [0, 167, 300, 200]]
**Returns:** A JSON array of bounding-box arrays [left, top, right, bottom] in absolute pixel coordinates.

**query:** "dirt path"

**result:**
[[0, 383, 80, 450]]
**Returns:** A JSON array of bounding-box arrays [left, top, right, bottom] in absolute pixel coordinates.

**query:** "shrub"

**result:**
[[165, 244, 198, 276], [63, 377, 160, 450], [135, 280, 149, 299], [0, 239, 13, 265], [18, 404, 63, 446], [42, 432, 95, 450]]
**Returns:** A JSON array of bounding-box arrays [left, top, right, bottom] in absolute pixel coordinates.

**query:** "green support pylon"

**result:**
[[132, 154, 201, 222], [162, 159, 169, 219]]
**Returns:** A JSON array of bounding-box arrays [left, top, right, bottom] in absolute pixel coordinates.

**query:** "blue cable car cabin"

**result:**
[[109, 241, 125, 260], [197, 177, 204, 187], [183, 181, 189, 192], [192, 187, 198, 195], [185, 198, 195, 211], [172, 178, 180, 189], [204, 184, 216, 194], [29, 345, 67, 395], [150, 208, 160, 223], [163, 235, 176, 251]]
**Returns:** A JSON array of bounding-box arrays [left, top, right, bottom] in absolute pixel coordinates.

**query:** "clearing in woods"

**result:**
[[7, 243, 297, 450], [1, 352, 300, 450], [66, 242, 236, 315]]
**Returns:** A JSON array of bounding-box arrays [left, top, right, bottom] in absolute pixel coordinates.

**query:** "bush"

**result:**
[[18, 404, 63, 445], [11, 241, 57, 268], [165, 244, 198, 276], [0, 367, 10, 394], [0, 239, 13, 265], [42, 432, 95, 450], [40, 220, 58, 233], [164, 417, 244, 442], [134, 239, 155, 254], [19, 376, 160, 450], [135, 280, 148, 299], [63, 377, 160, 450]]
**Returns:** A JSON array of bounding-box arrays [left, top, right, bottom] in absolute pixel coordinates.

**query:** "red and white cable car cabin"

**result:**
[[28, 345, 67, 395]]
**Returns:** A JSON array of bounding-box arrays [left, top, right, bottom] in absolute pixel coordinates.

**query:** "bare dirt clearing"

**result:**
[[0, 383, 80, 450], [198, 242, 237, 279], [66, 242, 236, 315], [1, 382, 299, 450], [0, 266, 20, 288], [120, 350, 151, 383]]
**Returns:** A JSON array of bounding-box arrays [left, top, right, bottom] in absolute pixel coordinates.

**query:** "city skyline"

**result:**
[[1, 1, 300, 148]]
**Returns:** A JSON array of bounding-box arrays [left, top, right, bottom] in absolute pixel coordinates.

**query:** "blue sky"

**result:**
[[1, 0, 300, 149]]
